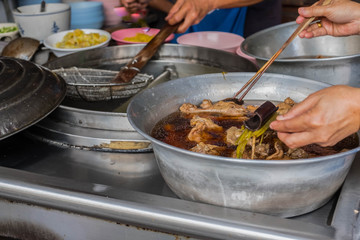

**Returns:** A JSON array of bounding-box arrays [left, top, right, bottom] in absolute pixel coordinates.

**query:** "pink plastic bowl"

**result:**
[[111, 28, 175, 45], [236, 46, 257, 66], [177, 31, 244, 53]]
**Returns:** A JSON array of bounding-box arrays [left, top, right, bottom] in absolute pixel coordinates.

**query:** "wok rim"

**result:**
[[128, 72, 360, 165], [240, 21, 360, 63]]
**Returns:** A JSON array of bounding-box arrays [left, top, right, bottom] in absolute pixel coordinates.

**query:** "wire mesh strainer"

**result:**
[[53, 67, 154, 102]]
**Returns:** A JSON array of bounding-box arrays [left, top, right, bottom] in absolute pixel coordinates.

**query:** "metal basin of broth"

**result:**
[[127, 72, 360, 217], [241, 21, 360, 87], [150, 102, 358, 159]]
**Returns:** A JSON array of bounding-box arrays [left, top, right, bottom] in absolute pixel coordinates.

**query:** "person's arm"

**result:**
[[148, 0, 173, 13], [269, 85, 360, 148], [296, 0, 360, 38], [120, 0, 150, 14], [165, 0, 263, 33]]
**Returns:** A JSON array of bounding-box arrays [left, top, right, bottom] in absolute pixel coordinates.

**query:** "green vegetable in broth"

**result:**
[[236, 113, 278, 158]]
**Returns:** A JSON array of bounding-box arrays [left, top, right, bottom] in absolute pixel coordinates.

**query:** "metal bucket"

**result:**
[[241, 21, 360, 87], [127, 72, 360, 217]]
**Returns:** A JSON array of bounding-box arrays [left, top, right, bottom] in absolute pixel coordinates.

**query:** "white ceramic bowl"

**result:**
[[0, 23, 19, 41], [13, 3, 71, 41], [177, 31, 244, 53], [43, 29, 111, 57]]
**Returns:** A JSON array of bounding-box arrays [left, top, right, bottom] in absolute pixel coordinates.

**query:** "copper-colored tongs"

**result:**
[[233, 0, 332, 102]]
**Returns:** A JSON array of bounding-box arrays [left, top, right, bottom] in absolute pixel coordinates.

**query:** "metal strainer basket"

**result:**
[[53, 67, 154, 102]]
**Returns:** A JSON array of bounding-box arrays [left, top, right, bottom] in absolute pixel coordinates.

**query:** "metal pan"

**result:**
[[241, 21, 360, 87], [0, 57, 66, 140]]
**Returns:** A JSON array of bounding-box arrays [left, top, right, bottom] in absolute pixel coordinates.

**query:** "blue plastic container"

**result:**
[[70, 1, 104, 29]]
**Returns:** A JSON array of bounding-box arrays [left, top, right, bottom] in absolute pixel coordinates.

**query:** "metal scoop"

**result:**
[[1, 37, 40, 61]]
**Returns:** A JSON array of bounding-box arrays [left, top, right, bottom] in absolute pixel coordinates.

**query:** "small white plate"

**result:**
[[43, 29, 111, 57]]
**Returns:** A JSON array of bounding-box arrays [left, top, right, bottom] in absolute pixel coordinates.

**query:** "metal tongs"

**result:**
[[233, 0, 332, 103]]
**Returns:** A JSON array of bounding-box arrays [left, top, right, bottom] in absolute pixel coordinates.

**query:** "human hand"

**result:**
[[120, 0, 149, 14], [296, 0, 360, 38], [270, 85, 360, 149], [165, 0, 216, 33]]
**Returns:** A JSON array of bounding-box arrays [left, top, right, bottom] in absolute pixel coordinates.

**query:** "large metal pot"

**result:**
[[127, 72, 360, 217], [35, 44, 257, 151], [241, 21, 360, 87]]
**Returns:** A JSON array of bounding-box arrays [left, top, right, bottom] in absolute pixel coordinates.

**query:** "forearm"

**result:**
[[149, 0, 264, 13], [148, 0, 173, 12], [212, 0, 263, 9]]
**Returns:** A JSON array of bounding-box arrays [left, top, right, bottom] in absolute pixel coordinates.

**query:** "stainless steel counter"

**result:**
[[0, 132, 359, 240]]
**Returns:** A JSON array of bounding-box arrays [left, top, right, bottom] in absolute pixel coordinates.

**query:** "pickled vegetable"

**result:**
[[0, 26, 18, 33]]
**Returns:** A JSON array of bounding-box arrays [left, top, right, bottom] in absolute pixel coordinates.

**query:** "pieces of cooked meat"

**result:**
[[266, 140, 285, 160], [277, 97, 296, 115], [225, 126, 244, 145], [188, 116, 223, 143], [190, 142, 225, 156], [180, 99, 248, 117]]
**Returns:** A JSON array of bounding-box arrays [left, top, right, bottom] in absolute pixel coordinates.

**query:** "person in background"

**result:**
[[270, 0, 360, 149], [120, 0, 281, 38]]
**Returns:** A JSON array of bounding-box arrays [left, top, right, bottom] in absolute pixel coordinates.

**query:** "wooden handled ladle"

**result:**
[[232, 0, 332, 103], [112, 22, 181, 83]]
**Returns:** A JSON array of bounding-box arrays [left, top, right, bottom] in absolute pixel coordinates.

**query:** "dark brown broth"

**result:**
[[151, 110, 359, 159], [151, 111, 245, 157]]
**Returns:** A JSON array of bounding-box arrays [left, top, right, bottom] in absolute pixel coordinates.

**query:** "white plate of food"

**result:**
[[43, 29, 111, 57]]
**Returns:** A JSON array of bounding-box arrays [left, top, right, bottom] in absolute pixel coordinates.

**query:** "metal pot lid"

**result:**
[[0, 57, 66, 140]]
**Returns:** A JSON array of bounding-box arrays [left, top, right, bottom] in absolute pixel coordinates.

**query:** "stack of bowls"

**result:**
[[88, 0, 122, 27], [69, 1, 104, 29], [13, 3, 71, 41]]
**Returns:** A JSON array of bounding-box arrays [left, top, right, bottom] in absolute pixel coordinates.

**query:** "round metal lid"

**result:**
[[0, 57, 67, 140]]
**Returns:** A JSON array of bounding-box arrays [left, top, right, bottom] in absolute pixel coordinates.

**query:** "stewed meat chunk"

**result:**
[[180, 99, 248, 117]]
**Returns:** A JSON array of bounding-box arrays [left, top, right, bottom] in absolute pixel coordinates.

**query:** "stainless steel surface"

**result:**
[[114, 65, 177, 113], [44, 44, 258, 86], [0, 199, 196, 240], [0, 57, 66, 140], [241, 21, 360, 87], [0, 132, 360, 239], [127, 72, 360, 217], [27, 116, 153, 152]]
